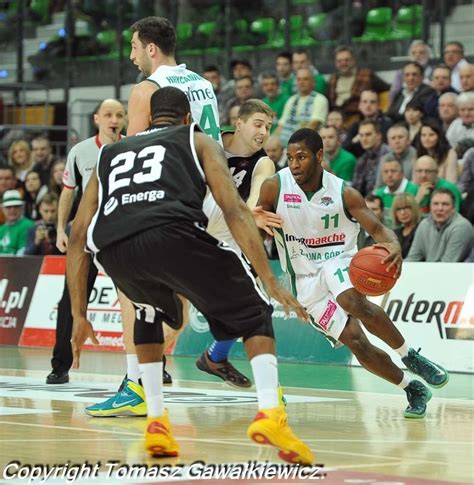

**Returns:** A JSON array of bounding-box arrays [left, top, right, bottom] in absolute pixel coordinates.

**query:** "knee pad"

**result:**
[[133, 318, 164, 345]]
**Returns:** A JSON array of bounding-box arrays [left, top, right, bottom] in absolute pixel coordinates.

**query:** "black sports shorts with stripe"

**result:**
[[96, 221, 274, 341]]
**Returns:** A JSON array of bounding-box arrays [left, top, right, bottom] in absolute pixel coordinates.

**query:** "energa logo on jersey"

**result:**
[[103, 190, 165, 216], [104, 197, 119, 216]]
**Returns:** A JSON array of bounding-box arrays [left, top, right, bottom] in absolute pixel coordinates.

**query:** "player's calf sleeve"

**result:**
[[208, 339, 236, 362]]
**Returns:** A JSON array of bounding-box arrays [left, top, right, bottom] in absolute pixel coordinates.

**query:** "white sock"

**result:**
[[126, 354, 141, 383], [397, 372, 411, 390], [250, 354, 279, 409], [394, 342, 409, 358], [139, 361, 164, 417]]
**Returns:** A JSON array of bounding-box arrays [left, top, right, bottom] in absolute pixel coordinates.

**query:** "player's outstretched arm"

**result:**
[[67, 171, 100, 367], [196, 133, 308, 321], [253, 176, 281, 236], [127, 81, 158, 136], [344, 186, 402, 278], [247, 156, 275, 209]]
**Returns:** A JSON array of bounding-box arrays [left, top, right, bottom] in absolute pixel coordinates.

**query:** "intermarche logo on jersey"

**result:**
[[285, 233, 346, 248], [283, 193, 302, 203]]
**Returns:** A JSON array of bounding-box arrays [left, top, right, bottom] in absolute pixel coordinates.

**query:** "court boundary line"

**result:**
[[0, 369, 472, 404]]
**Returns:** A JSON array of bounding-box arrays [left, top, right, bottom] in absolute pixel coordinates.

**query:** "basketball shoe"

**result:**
[[402, 348, 449, 388], [145, 410, 180, 457], [278, 384, 287, 407], [247, 407, 314, 465], [196, 351, 252, 388], [404, 380, 432, 419], [85, 378, 147, 417]]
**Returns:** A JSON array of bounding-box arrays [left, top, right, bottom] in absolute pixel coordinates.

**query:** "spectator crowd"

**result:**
[[1, 40, 473, 262]]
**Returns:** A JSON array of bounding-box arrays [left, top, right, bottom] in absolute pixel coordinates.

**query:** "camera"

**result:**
[[38, 223, 57, 242]]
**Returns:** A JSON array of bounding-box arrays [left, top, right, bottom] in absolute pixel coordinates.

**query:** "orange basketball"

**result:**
[[349, 246, 398, 296]]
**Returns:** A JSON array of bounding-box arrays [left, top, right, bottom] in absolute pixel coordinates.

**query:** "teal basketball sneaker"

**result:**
[[85, 377, 147, 417], [402, 348, 449, 388], [404, 380, 432, 419]]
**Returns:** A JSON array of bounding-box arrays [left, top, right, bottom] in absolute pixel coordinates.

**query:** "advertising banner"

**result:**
[[0, 256, 42, 345], [9, 255, 473, 372], [353, 262, 474, 373], [19, 256, 124, 352]]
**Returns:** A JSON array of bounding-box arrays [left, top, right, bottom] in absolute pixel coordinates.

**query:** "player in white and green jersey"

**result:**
[[258, 128, 449, 418]]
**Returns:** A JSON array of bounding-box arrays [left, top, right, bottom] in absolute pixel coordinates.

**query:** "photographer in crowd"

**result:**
[[25, 192, 61, 255]]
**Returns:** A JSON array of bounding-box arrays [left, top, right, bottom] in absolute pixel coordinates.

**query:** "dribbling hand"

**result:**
[[373, 242, 402, 279], [71, 316, 99, 368]]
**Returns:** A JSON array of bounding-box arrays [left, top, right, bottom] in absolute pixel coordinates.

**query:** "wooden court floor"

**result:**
[[0, 346, 472, 484]]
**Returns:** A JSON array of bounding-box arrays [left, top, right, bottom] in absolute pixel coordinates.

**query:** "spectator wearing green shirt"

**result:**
[[275, 51, 293, 98], [374, 158, 419, 227], [0, 190, 35, 255], [260, 72, 290, 133], [320, 125, 356, 181], [290, 48, 327, 96], [413, 155, 462, 215]]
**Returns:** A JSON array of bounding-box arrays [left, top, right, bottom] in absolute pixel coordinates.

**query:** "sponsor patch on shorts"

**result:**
[[319, 300, 337, 330]]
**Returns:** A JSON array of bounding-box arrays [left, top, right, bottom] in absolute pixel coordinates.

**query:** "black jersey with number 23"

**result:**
[[88, 123, 207, 253]]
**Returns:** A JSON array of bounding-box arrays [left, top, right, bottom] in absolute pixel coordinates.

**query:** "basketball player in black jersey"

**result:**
[[161, 98, 279, 386], [67, 87, 314, 464]]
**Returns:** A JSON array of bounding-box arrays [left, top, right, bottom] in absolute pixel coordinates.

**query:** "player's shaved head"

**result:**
[[150, 87, 191, 122]]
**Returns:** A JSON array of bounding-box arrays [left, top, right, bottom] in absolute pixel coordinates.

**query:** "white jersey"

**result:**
[[63, 135, 101, 192], [147, 64, 222, 145], [274, 169, 359, 275], [148, 64, 225, 243]]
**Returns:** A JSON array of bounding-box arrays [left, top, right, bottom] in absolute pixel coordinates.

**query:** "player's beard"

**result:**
[[140, 56, 153, 77]]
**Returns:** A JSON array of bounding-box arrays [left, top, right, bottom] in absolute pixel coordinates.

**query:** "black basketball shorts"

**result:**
[[96, 221, 274, 341]]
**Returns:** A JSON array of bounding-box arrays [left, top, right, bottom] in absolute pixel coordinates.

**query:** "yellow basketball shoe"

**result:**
[[247, 407, 314, 465], [86, 378, 147, 417], [278, 384, 287, 407], [145, 410, 180, 458]]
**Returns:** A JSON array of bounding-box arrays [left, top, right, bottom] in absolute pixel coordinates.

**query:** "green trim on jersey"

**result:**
[[309, 315, 338, 347], [341, 181, 357, 223], [220, 127, 235, 135], [276, 171, 282, 209], [274, 227, 298, 297], [302, 171, 327, 202], [145, 78, 160, 87]]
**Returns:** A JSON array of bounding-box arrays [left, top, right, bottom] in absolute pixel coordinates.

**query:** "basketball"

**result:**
[[349, 246, 398, 296]]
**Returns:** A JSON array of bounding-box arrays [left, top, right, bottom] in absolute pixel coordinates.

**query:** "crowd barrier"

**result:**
[[0, 256, 472, 373]]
